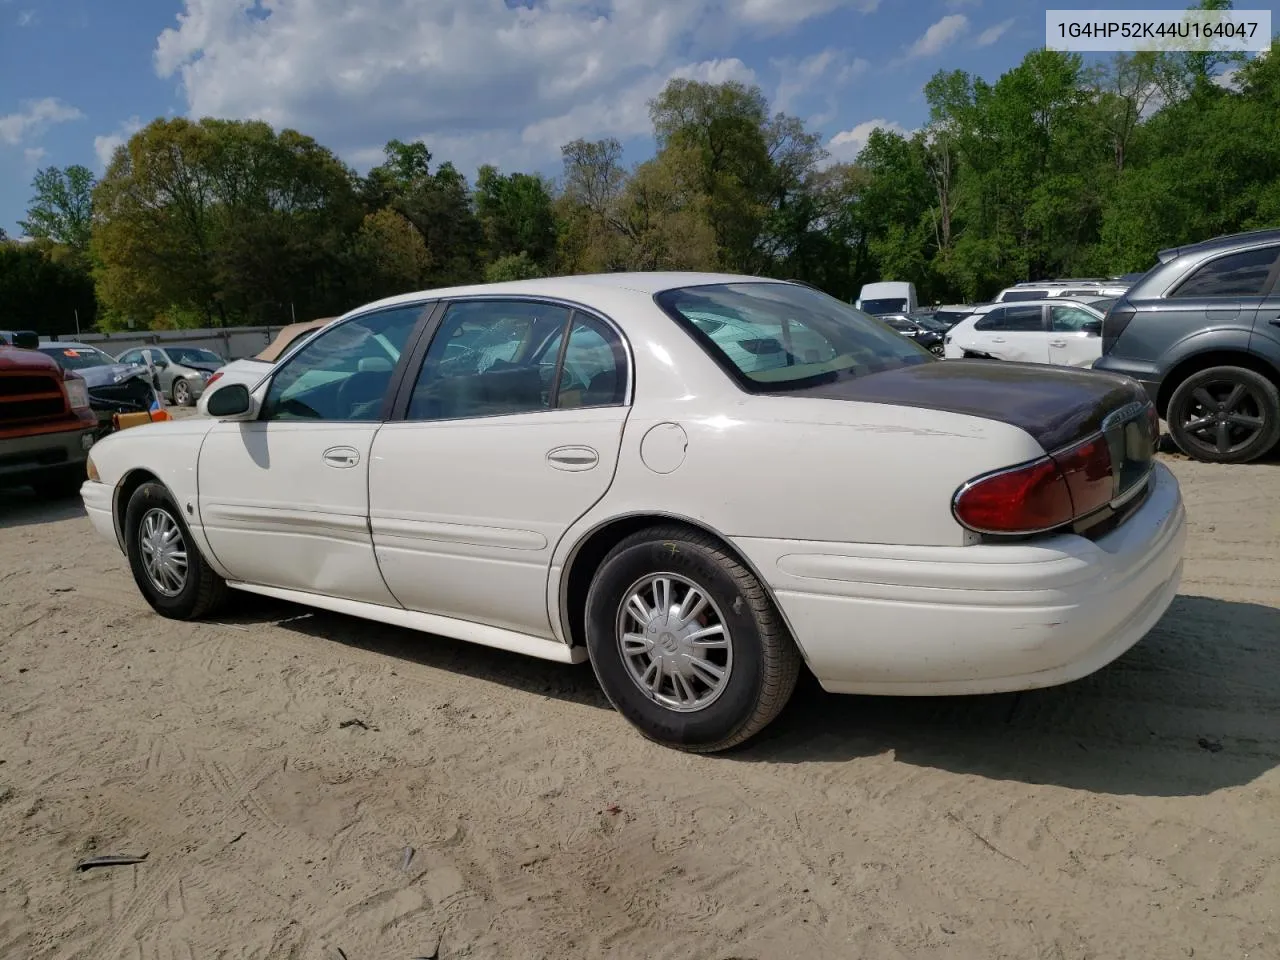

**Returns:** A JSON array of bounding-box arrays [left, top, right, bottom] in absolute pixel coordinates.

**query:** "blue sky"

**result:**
[[0, 0, 1235, 236]]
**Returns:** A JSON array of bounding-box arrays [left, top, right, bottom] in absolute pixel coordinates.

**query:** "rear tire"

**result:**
[[124, 481, 226, 619], [1166, 366, 1280, 464], [584, 526, 802, 753]]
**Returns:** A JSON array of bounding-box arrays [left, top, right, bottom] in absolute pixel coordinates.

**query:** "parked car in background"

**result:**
[[115, 345, 224, 406], [993, 281, 1129, 303], [943, 299, 1105, 367], [83, 272, 1182, 753], [196, 318, 334, 416], [1, 340, 97, 496], [880, 313, 946, 356], [856, 281, 918, 315], [922, 305, 975, 329], [1094, 227, 1280, 463], [36, 342, 163, 437], [0, 330, 40, 347]]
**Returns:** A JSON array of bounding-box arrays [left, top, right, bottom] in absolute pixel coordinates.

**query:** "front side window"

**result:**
[[1050, 304, 1099, 332], [406, 300, 571, 420], [261, 304, 424, 421], [655, 282, 929, 392], [1172, 246, 1280, 298], [118, 349, 141, 364], [975, 305, 1043, 332]]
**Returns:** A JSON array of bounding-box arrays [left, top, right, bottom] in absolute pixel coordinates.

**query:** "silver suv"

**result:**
[[1094, 228, 1280, 463]]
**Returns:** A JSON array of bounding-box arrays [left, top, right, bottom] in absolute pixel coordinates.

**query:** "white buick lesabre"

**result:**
[[81, 274, 1187, 752]]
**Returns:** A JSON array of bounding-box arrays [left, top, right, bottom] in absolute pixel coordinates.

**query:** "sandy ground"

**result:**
[[1, 424, 1278, 960]]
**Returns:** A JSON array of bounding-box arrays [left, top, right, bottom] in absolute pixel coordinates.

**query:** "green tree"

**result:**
[[20, 165, 96, 252], [474, 166, 557, 268]]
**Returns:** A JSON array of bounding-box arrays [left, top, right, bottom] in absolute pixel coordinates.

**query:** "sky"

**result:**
[[0, 0, 1235, 236]]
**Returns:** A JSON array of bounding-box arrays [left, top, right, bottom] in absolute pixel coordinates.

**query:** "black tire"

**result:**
[[1166, 365, 1280, 464], [584, 525, 802, 753], [124, 481, 226, 619], [929, 343, 945, 357], [171, 378, 192, 406], [33, 465, 86, 499]]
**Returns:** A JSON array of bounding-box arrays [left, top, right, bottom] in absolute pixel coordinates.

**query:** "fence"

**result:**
[[40, 326, 289, 362]]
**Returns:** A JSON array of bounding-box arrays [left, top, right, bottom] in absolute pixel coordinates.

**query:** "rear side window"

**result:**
[[1000, 290, 1047, 302], [974, 305, 1043, 332], [1172, 246, 1280, 298]]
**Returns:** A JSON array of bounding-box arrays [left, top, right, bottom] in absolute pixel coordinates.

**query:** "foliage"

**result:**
[[19, 165, 96, 252]]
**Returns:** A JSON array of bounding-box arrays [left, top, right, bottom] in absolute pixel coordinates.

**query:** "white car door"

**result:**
[[969, 304, 1050, 363], [368, 299, 630, 639], [197, 304, 427, 604], [1047, 303, 1104, 367]]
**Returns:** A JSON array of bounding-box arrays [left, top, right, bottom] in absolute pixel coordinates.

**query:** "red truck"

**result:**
[[1, 333, 98, 498]]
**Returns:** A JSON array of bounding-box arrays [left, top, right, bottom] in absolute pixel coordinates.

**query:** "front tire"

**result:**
[[584, 526, 802, 752], [1166, 366, 1280, 464], [172, 378, 192, 406], [124, 481, 226, 619]]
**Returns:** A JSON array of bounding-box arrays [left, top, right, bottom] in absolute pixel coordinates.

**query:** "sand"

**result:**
[[1, 437, 1277, 960]]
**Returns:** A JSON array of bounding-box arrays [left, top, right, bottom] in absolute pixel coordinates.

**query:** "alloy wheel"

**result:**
[[1178, 378, 1267, 458]]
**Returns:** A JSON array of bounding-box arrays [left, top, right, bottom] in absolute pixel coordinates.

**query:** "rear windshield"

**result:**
[[655, 282, 931, 392], [858, 297, 908, 315], [38, 345, 114, 370], [1000, 289, 1047, 302]]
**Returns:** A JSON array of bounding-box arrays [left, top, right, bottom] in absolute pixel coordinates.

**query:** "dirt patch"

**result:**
[[1, 455, 1277, 959]]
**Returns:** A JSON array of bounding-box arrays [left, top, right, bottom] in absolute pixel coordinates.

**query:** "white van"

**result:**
[[856, 281, 918, 316]]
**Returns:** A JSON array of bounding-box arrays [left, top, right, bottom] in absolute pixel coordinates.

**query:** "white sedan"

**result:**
[[81, 274, 1186, 752], [943, 299, 1107, 367]]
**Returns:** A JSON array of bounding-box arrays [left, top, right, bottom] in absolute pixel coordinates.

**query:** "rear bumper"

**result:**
[[732, 462, 1186, 695], [0, 426, 95, 486], [1091, 356, 1160, 403]]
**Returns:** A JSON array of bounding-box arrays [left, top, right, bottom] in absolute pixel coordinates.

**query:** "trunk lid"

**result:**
[[790, 359, 1158, 521]]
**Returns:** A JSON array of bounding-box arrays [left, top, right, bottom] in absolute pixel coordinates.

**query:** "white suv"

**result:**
[[942, 299, 1105, 367]]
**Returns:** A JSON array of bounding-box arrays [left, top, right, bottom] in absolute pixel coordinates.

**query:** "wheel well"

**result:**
[[559, 515, 771, 649], [1157, 351, 1280, 416], [112, 468, 161, 548]]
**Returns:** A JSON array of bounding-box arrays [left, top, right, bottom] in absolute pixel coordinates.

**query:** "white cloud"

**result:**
[[975, 17, 1014, 47], [905, 14, 969, 59], [945, 0, 981, 8], [739, 0, 879, 28], [17, 8, 34, 26], [93, 116, 144, 170], [772, 50, 867, 114], [23, 146, 45, 165], [0, 97, 84, 146], [152, 0, 882, 178], [826, 118, 910, 163]]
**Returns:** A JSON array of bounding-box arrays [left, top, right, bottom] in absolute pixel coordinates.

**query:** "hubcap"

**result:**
[[616, 573, 733, 713], [139, 508, 188, 597], [174, 381, 188, 403], [1179, 379, 1267, 456]]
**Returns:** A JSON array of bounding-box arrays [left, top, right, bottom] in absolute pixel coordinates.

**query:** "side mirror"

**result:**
[[1082, 319, 1103, 336], [205, 383, 256, 420], [13, 330, 39, 350]]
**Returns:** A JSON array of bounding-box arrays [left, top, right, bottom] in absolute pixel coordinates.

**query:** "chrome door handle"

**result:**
[[547, 446, 599, 471], [1269, 317, 1280, 327], [1049, 339, 1067, 347], [990, 337, 1006, 343], [322, 446, 360, 468]]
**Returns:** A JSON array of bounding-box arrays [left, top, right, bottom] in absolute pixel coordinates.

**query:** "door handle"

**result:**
[[1269, 317, 1280, 327], [1049, 339, 1067, 347], [990, 337, 1006, 343], [547, 446, 599, 471], [322, 446, 360, 468]]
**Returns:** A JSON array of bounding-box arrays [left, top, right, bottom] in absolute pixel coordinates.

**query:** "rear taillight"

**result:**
[[206, 371, 223, 388], [954, 435, 1117, 536], [1101, 303, 1136, 354]]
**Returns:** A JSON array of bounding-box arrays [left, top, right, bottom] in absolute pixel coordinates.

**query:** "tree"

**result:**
[[485, 252, 545, 282], [0, 239, 96, 336], [351, 208, 433, 299], [474, 166, 557, 268], [20, 165, 96, 252]]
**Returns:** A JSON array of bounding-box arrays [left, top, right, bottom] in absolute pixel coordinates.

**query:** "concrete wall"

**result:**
[[40, 326, 287, 362]]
